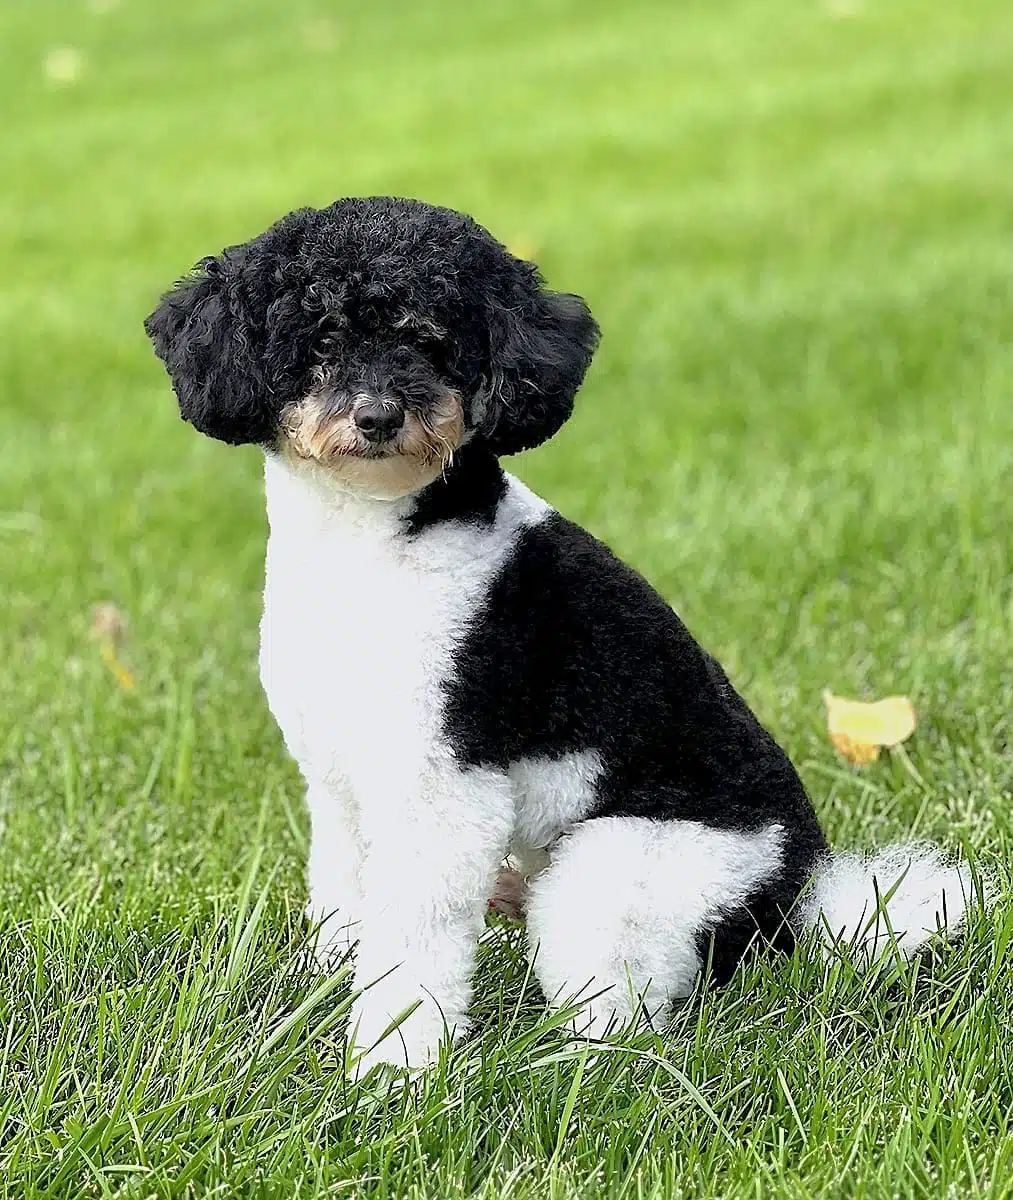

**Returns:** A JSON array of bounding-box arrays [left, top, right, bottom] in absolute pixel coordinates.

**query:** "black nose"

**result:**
[[353, 398, 405, 441]]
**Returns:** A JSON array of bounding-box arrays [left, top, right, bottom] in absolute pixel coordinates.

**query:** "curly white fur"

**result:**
[[797, 842, 977, 959]]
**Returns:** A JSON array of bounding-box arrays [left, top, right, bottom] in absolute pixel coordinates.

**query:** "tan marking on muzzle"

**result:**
[[279, 390, 466, 499]]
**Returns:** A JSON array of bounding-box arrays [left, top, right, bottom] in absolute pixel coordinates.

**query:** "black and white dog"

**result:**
[[147, 197, 973, 1071]]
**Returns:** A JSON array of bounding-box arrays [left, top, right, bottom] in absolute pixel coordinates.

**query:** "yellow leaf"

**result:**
[[828, 730, 881, 765], [91, 603, 135, 690], [823, 690, 916, 765], [99, 639, 136, 690]]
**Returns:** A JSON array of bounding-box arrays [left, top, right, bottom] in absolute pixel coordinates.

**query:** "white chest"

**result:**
[[258, 455, 548, 786]]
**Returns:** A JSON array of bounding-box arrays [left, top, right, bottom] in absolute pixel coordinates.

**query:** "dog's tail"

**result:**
[[793, 842, 985, 960]]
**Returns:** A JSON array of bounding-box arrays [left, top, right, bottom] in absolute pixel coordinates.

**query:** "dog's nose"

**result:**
[[353, 399, 405, 442]]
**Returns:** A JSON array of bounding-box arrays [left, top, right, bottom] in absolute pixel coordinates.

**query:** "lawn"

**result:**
[[2, 0, 1012, 1194]]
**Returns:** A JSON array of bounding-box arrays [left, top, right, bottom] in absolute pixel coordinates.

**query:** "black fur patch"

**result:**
[[442, 513, 827, 967], [402, 446, 507, 537]]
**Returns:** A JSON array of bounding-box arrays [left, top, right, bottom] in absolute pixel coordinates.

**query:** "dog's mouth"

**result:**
[[353, 442, 402, 460]]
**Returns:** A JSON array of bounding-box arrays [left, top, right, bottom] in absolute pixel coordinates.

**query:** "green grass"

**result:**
[[2, 0, 1012, 1194]]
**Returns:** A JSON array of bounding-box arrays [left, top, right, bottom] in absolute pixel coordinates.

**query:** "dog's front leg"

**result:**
[[304, 773, 364, 965], [349, 761, 514, 1073]]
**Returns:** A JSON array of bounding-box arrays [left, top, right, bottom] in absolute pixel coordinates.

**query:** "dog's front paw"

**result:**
[[348, 987, 460, 1075]]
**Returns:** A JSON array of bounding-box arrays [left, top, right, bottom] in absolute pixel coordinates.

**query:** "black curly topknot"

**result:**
[[145, 197, 600, 455]]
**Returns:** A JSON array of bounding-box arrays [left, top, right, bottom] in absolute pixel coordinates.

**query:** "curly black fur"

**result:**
[[145, 196, 600, 454]]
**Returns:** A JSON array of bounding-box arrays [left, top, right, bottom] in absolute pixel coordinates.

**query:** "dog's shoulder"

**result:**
[[440, 487, 706, 766]]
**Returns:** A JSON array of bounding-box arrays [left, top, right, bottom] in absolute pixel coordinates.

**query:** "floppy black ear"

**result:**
[[481, 285, 600, 455], [144, 255, 276, 446]]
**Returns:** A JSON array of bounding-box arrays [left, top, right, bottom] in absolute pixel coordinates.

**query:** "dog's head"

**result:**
[[145, 197, 599, 498]]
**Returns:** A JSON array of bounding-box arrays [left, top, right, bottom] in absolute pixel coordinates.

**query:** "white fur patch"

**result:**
[[525, 816, 785, 1036], [259, 453, 551, 1068], [349, 760, 516, 1072], [260, 454, 548, 792], [797, 842, 976, 960], [509, 750, 604, 856]]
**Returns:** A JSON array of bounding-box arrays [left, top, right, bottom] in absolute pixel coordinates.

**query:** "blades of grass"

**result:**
[[224, 853, 279, 992], [258, 966, 353, 1057], [530, 1041, 736, 1148], [615, 1109, 660, 1199], [892, 742, 929, 792], [138, 682, 177, 801], [277, 784, 308, 854], [549, 1042, 588, 1164], [57, 732, 77, 821], [775, 1067, 809, 1147], [171, 674, 195, 804], [125, 1110, 149, 1171]]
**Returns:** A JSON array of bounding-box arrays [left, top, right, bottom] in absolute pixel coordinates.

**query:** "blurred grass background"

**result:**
[[1, 0, 1012, 1194]]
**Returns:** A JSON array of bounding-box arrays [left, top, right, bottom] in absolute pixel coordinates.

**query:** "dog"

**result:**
[[146, 196, 977, 1072]]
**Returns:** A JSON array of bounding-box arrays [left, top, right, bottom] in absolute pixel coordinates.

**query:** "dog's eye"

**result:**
[[414, 334, 451, 373], [411, 324, 445, 351]]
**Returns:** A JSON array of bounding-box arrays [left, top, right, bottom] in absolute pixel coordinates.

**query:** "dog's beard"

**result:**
[[279, 391, 465, 500]]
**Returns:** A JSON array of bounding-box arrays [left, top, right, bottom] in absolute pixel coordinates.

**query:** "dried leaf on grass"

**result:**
[[90, 602, 136, 690], [823, 689, 915, 765]]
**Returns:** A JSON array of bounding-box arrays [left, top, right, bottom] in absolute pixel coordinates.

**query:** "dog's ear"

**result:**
[[480, 283, 600, 455], [144, 254, 276, 446]]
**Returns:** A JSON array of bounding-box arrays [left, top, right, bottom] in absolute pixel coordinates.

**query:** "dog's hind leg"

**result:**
[[525, 815, 791, 1037]]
